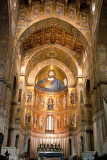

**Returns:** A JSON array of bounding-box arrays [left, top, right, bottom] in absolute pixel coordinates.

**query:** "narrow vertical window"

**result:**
[[46, 116, 54, 131], [18, 89, 22, 104]]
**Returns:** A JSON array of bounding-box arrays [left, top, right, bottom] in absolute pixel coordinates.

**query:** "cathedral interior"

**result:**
[[0, 0, 107, 160]]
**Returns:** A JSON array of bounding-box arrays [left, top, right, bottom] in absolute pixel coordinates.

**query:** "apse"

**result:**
[[30, 65, 69, 159]]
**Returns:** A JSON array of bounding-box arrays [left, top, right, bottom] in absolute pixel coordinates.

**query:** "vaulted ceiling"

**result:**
[[19, 0, 91, 13], [16, 0, 91, 86]]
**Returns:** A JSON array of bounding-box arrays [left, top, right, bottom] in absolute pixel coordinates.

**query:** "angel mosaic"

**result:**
[[63, 95, 66, 109], [25, 113, 31, 124], [27, 91, 32, 103], [33, 9, 38, 18], [39, 117, 43, 129], [36, 94, 38, 107], [70, 112, 75, 127], [70, 11, 75, 20], [70, 91, 75, 104], [56, 97, 61, 110], [64, 116, 67, 128], [34, 114, 37, 128], [58, 8, 63, 15], [40, 97, 45, 109], [46, 7, 51, 14], [57, 118, 61, 129]]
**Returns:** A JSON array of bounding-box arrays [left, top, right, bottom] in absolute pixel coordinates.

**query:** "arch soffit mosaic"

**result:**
[[17, 0, 91, 40], [27, 59, 75, 87], [22, 45, 79, 78], [17, 18, 89, 50], [22, 44, 80, 68]]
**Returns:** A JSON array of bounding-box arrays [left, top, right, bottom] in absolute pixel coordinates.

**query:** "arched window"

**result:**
[[46, 116, 54, 131], [86, 79, 91, 105], [86, 79, 90, 96], [12, 76, 17, 97]]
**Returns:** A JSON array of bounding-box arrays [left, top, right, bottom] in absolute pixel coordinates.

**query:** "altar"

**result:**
[[39, 153, 64, 160], [37, 144, 64, 160]]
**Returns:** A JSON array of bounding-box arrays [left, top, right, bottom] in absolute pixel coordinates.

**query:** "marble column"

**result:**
[[28, 0, 32, 18], [76, 1, 81, 22], [103, 98, 107, 136], [85, 131, 91, 151], [53, 0, 56, 11], [0, 133, 4, 153], [40, 0, 44, 14], [10, 130, 16, 147], [64, 0, 68, 15], [72, 136, 77, 156], [66, 137, 69, 158]]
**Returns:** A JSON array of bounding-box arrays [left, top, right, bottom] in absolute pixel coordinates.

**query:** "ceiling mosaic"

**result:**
[[24, 47, 78, 79], [18, 18, 89, 49], [18, 15, 87, 88], [19, 0, 90, 14], [21, 26, 83, 54], [17, 2, 90, 43]]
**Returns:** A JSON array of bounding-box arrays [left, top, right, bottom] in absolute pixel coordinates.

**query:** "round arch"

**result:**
[[16, 18, 89, 53], [27, 59, 75, 86], [21, 44, 80, 76]]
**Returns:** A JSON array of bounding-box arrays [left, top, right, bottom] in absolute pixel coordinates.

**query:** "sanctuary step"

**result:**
[[82, 151, 95, 160], [1, 147, 20, 160], [44, 158, 61, 160]]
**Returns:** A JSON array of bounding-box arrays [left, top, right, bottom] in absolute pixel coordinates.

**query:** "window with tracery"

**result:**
[[46, 116, 54, 131]]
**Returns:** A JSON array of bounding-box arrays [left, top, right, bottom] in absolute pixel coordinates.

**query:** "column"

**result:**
[[53, 0, 56, 11], [10, 130, 16, 147], [84, 131, 89, 151], [72, 136, 78, 156], [0, 0, 13, 146], [28, 0, 32, 18], [34, 138, 35, 157], [64, 0, 68, 15], [103, 98, 107, 136], [76, 0, 81, 22], [66, 137, 69, 159], [30, 137, 33, 157], [40, 0, 44, 14], [64, 138, 65, 158], [93, 121, 98, 152], [62, 138, 63, 152], [0, 133, 4, 154]]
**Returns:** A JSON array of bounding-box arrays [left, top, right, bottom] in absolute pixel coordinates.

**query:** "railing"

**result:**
[[37, 143, 63, 153], [19, 152, 30, 159]]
